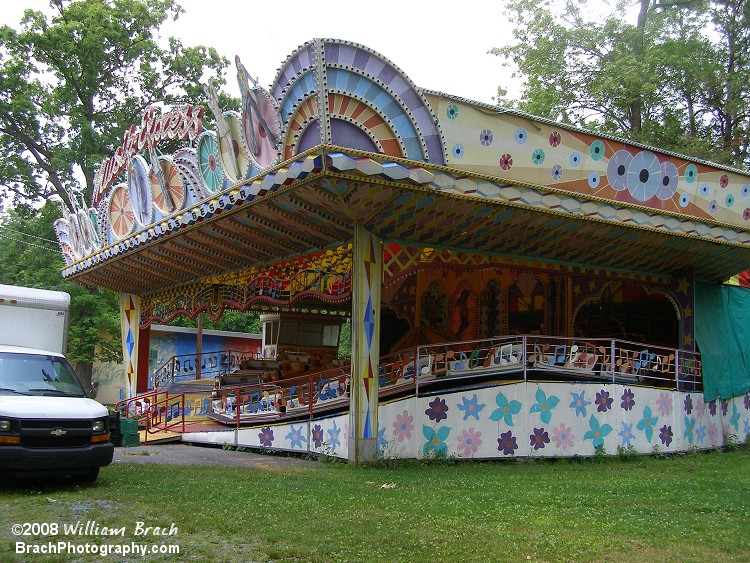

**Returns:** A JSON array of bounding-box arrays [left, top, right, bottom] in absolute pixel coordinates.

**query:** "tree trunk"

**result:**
[[76, 360, 94, 397]]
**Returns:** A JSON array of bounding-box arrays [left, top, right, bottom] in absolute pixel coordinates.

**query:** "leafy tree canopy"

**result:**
[[0, 0, 230, 209], [0, 203, 121, 390], [493, 0, 750, 169]]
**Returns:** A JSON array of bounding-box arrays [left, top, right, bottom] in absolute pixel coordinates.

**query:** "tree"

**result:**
[[492, 0, 750, 168], [0, 203, 121, 391], [0, 0, 229, 209], [0, 0, 234, 390]]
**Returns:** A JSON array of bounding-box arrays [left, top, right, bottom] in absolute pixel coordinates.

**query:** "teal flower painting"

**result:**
[[583, 416, 612, 449], [684, 416, 695, 444], [636, 405, 659, 443], [529, 387, 559, 424], [489, 391, 522, 426], [422, 425, 451, 457], [730, 404, 740, 432]]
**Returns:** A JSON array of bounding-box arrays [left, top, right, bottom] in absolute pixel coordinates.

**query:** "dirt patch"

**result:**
[[113, 443, 321, 469]]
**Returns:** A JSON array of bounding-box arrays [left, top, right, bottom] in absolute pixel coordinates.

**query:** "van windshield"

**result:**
[[0, 352, 86, 397]]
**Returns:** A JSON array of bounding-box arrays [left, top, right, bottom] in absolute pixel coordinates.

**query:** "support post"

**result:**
[[196, 312, 203, 380], [136, 323, 151, 393], [119, 293, 140, 398], [348, 226, 382, 464]]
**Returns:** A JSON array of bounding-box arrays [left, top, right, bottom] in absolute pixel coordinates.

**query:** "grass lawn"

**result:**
[[1, 446, 749, 562]]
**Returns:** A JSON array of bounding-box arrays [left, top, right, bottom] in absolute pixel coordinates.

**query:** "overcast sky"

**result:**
[[4, 0, 517, 105]]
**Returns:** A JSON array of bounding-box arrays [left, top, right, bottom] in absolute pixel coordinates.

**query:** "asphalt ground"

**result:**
[[112, 443, 321, 469]]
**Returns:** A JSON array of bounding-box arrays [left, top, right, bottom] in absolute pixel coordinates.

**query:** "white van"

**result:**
[[0, 285, 113, 482]]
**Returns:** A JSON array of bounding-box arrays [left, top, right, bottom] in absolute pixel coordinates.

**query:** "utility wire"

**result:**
[[0, 224, 58, 244], [0, 232, 60, 253]]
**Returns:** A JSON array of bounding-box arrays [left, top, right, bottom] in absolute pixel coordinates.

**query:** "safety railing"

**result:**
[[152, 349, 258, 388], [412, 335, 701, 393], [209, 365, 351, 428], [123, 334, 702, 432]]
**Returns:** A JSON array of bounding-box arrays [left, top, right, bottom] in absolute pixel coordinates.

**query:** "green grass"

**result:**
[[2, 447, 749, 562]]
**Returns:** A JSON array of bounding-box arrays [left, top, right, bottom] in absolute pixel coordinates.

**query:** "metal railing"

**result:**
[[152, 349, 259, 389], [123, 334, 702, 432]]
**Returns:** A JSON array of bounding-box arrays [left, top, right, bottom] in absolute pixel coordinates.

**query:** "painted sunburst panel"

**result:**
[[327, 92, 404, 158], [272, 39, 448, 166], [282, 95, 319, 161], [278, 72, 318, 128], [196, 131, 225, 193], [242, 87, 282, 170], [271, 42, 317, 102], [323, 40, 445, 164], [326, 68, 421, 159]]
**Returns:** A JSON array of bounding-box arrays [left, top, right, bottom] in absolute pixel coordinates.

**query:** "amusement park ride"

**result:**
[[51, 39, 750, 459]]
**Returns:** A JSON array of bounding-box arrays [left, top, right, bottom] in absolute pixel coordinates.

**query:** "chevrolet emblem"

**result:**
[[50, 428, 67, 436]]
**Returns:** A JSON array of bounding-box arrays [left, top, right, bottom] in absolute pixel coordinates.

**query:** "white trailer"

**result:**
[[0, 284, 70, 354], [0, 284, 113, 482]]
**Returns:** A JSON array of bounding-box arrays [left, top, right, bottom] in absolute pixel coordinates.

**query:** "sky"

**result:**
[[3, 0, 517, 105]]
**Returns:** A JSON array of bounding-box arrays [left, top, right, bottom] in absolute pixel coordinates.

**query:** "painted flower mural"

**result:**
[[328, 420, 342, 449], [490, 391, 522, 426], [584, 416, 612, 449], [378, 426, 389, 454], [530, 427, 550, 451], [595, 390, 613, 413], [659, 425, 673, 447], [311, 424, 324, 448], [656, 392, 673, 417], [258, 426, 274, 447], [393, 410, 414, 442], [569, 390, 591, 418], [684, 416, 695, 445], [637, 406, 659, 443], [426, 397, 449, 422], [684, 395, 693, 415], [621, 388, 636, 411], [497, 430, 518, 456], [530, 387, 559, 424], [286, 425, 307, 450], [552, 423, 575, 450], [456, 427, 482, 455], [423, 425, 451, 457], [619, 422, 634, 448], [457, 394, 486, 421]]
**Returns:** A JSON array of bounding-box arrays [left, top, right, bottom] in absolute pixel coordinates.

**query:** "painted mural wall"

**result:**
[[429, 95, 750, 231], [182, 382, 749, 460], [92, 327, 261, 404]]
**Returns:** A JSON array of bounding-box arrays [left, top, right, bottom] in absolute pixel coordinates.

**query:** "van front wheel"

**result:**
[[72, 468, 100, 483]]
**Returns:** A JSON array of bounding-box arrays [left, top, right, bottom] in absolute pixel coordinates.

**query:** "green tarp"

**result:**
[[695, 281, 750, 400]]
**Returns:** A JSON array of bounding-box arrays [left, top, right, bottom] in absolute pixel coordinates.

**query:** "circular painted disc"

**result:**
[[245, 88, 281, 169], [108, 183, 135, 239], [127, 154, 153, 227], [220, 111, 251, 182], [627, 151, 661, 202], [656, 161, 679, 201], [197, 131, 225, 193], [150, 155, 186, 215], [77, 208, 99, 255]]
